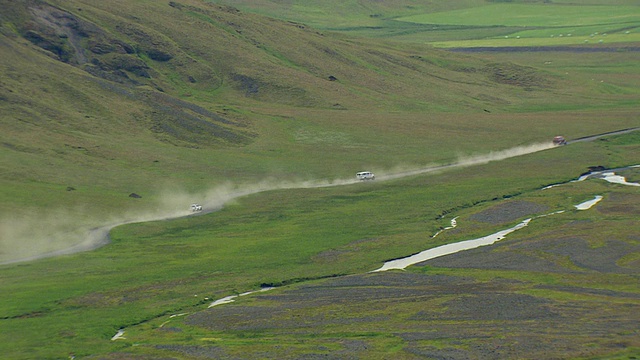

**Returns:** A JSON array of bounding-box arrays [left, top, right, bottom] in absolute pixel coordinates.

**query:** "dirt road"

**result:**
[[2, 127, 638, 266]]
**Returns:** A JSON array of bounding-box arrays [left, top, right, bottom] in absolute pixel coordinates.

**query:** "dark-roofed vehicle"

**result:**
[[553, 136, 567, 145]]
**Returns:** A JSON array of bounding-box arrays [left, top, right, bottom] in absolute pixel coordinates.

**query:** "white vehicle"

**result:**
[[190, 203, 203, 212], [356, 171, 375, 181]]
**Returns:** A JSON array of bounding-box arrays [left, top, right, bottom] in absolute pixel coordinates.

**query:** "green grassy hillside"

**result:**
[[2, 0, 637, 262], [0, 0, 639, 358], [0, 0, 548, 192], [2, 0, 637, 207]]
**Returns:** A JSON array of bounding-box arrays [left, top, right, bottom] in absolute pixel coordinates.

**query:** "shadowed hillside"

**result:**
[[1, 0, 582, 209], [1, 0, 565, 113]]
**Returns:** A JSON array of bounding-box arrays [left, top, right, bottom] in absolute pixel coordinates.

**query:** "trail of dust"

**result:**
[[379, 142, 555, 181], [0, 142, 555, 265]]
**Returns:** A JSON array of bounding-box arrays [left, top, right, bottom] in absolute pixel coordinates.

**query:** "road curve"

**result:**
[[2, 127, 638, 265]]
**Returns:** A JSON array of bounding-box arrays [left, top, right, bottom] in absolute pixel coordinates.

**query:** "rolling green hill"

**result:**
[[211, 0, 640, 46], [1, 0, 637, 211], [1, 0, 639, 359], [2, 2, 539, 208]]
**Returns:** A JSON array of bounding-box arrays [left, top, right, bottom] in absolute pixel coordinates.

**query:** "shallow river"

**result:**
[[373, 167, 638, 272], [112, 166, 638, 340]]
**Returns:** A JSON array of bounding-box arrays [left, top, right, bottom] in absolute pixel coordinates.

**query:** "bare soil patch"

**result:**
[[468, 200, 548, 224]]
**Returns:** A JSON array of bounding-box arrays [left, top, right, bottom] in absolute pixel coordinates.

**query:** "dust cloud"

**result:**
[[0, 209, 97, 264], [379, 142, 555, 181], [0, 142, 554, 265]]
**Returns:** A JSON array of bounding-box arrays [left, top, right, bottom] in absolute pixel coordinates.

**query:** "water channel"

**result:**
[[112, 165, 639, 340], [373, 166, 638, 272]]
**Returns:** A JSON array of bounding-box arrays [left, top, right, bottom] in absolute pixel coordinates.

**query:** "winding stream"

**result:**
[[112, 166, 639, 339], [373, 166, 638, 272], [373, 218, 532, 272]]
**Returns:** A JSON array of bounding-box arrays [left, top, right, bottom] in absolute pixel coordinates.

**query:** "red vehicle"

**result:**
[[553, 136, 567, 146]]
